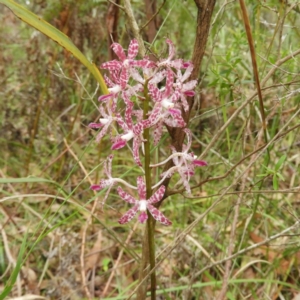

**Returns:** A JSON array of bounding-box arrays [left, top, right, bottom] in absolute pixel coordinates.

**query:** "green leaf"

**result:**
[[0, 0, 108, 95], [261, 164, 273, 174], [276, 173, 285, 181], [102, 257, 111, 272], [0, 231, 28, 300], [275, 154, 287, 172]]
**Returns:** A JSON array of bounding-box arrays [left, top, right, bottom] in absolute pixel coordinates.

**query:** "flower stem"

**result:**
[[138, 79, 156, 299]]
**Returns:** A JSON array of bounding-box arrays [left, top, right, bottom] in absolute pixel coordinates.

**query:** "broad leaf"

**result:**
[[0, 0, 108, 94]]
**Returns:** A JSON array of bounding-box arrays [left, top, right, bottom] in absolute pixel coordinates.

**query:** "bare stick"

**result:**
[[123, 0, 146, 56]]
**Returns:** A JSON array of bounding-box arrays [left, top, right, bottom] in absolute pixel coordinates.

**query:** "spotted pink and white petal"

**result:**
[[104, 74, 115, 87], [148, 84, 161, 103], [166, 39, 175, 60], [152, 121, 164, 145], [164, 109, 186, 128], [149, 70, 167, 85], [95, 123, 111, 142], [131, 59, 156, 69], [124, 100, 134, 129], [98, 93, 114, 102], [115, 113, 128, 131], [88, 122, 103, 129], [117, 186, 138, 204], [118, 204, 140, 224], [146, 204, 172, 226], [101, 60, 122, 70], [137, 176, 146, 200], [165, 69, 174, 97], [120, 68, 129, 89], [169, 59, 183, 70], [179, 94, 189, 112], [183, 80, 197, 91], [179, 169, 192, 194], [128, 39, 139, 60], [148, 185, 165, 205], [180, 63, 194, 82], [142, 104, 162, 128], [132, 137, 142, 166], [111, 42, 127, 61], [133, 122, 144, 136]]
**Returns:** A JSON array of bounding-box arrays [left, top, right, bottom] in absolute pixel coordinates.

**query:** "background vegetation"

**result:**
[[1, 0, 300, 299]]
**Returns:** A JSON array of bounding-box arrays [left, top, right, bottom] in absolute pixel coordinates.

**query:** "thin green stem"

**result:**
[[144, 83, 156, 300], [137, 79, 156, 300]]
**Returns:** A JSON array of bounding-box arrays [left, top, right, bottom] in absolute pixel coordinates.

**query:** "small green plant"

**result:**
[[257, 154, 286, 190]]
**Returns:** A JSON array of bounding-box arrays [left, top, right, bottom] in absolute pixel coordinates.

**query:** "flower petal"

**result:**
[[148, 185, 165, 205], [128, 39, 139, 60], [117, 187, 137, 204], [137, 176, 146, 200], [118, 204, 139, 224], [112, 139, 127, 150], [90, 184, 102, 191], [88, 122, 103, 129], [111, 43, 127, 61], [147, 204, 172, 226], [193, 160, 208, 167], [138, 211, 148, 223], [101, 60, 122, 70]]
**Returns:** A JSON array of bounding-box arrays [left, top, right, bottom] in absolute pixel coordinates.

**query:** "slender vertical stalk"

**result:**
[[136, 80, 156, 299], [144, 81, 156, 299]]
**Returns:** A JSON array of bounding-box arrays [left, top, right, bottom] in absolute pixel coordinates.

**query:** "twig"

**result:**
[[182, 187, 300, 200], [239, 0, 267, 144], [107, 0, 124, 10], [123, 0, 146, 56], [140, 0, 166, 32]]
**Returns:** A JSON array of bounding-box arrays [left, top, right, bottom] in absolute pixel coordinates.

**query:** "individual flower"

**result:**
[[174, 62, 198, 112], [142, 70, 185, 144], [152, 129, 207, 193], [90, 154, 115, 206], [90, 155, 137, 206], [117, 176, 171, 225], [101, 39, 156, 88], [88, 104, 115, 143], [157, 39, 183, 70], [111, 98, 145, 166], [99, 69, 144, 109]]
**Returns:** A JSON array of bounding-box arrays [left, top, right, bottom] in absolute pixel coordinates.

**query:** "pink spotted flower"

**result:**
[[142, 69, 186, 144], [117, 176, 171, 226], [174, 62, 198, 112], [101, 39, 156, 89], [88, 104, 115, 143], [90, 155, 137, 206], [157, 39, 183, 70], [153, 129, 207, 194], [111, 98, 145, 166]]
